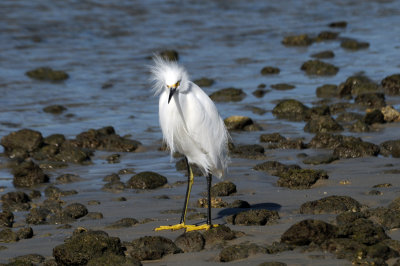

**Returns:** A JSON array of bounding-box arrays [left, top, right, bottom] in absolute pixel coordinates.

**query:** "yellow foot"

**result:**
[[185, 224, 219, 232], [154, 223, 186, 231]]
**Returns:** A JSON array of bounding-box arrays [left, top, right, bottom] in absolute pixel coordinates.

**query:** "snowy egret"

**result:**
[[150, 55, 229, 232]]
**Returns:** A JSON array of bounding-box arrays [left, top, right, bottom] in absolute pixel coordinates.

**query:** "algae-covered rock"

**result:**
[[333, 139, 380, 159], [226, 209, 279, 226], [316, 84, 339, 98], [126, 171, 167, 189], [159, 50, 179, 61], [0, 211, 14, 228], [53, 230, 124, 265], [338, 75, 379, 97], [272, 99, 309, 121], [337, 218, 388, 245], [271, 83, 295, 91], [211, 181, 237, 197], [1, 129, 43, 158], [0, 228, 19, 243], [316, 31, 339, 41], [365, 207, 400, 230], [380, 139, 400, 157], [304, 115, 343, 133], [254, 161, 301, 176], [43, 105, 67, 114], [55, 140, 92, 164], [202, 225, 236, 246], [130, 236, 182, 260], [106, 218, 138, 229], [260, 66, 280, 75], [340, 39, 369, 50], [329, 21, 347, 28], [231, 144, 265, 159], [300, 195, 362, 214], [311, 50, 335, 59], [224, 115, 259, 131], [364, 109, 385, 125], [220, 243, 266, 262], [194, 77, 214, 87], [277, 169, 328, 189], [302, 154, 338, 165], [355, 93, 386, 108], [174, 231, 205, 252], [209, 88, 246, 102], [26, 67, 69, 81], [301, 60, 339, 76], [260, 133, 286, 143], [8, 254, 45, 265], [16, 227, 33, 240], [382, 73, 400, 95], [175, 157, 203, 177], [1, 191, 31, 211], [282, 34, 313, 46], [281, 219, 337, 245], [87, 254, 142, 266]]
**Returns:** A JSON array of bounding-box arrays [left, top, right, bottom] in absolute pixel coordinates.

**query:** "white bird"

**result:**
[[150, 55, 229, 232]]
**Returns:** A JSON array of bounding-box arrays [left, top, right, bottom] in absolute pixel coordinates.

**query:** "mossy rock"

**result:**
[[277, 168, 328, 189], [382, 74, 400, 95], [26, 67, 69, 81], [260, 66, 280, 75], [194, 77, 214, 87], [300, 195, 362, 214], [282, 34, 313, 46], [209, 88, 246, 102], [301, 60, 339, 76], [126, 171, 167, 189], [272, 99, 309, 121], [340, 39, 369, 50]]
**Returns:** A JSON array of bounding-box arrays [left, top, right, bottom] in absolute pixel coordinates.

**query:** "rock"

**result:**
[[174, 231, 205, 252], [16, 227, 33, 239], [316, 84, 338, 98], [229, 200, 251, 209], [336, 112, 363, 123], [106, 153, 120, 164], [84, 212, 104, 220], [0, 211, 14, 228], [259, 262, 287, 266], [277, 169, 328, 189], [159, 50, 179, 61], [194, 77, 214, 87], [300, 196, 362, 214], [365, 207, 400, 230], [261, 66, 280, 75], [1, 191, 31, 211], [304, 115, 343, 133], [55, 140, 92, 164], [53, 230, 124, 265], [364, 109, 385, 125], [301, 60, 338, 76], [380, 140, 400, 157], [337, 218, 388, 245], [254, 161, 301, 176], [102, 181, 125, 193], [272, 99, 309, 121], [44, 134, 66, 146], [196, 197, 228, 208], [340, 39, 369, 50], [220, 243, 266, 262], [333, 139, 379, 159], [202, 225, 236, 246], [209, 87, 246, 102], [130, 236, 182, 260], [381, 105, 400, 122], [126, 171, 167, 189], [1, 129, 43, 158], [339, 75, 379, 97], [106, 218, 138, 229], [224, 115, 260, 131], [74, 126, 140, 152], [260, 133, 286, 143], [26, 207, 52, 225], [329, 21, 347, 27], [62, 203, 88, 219], [231, 144, 265, 159], [8, 254, 45, 265], [211, 181, 236, 197], [281, 219, 337, 245], [271, 83, 295, 91], [43, 105, 67, 114], [44, 185, 78, 198], [282, 34, 313, 46], [382, 74, 400, 95], [175, 158, 203, 177], [56, 173, 81, 184], [302, 154, 338, 165], [0, 228, 19, 242], [103, 173, 120, 182], [311, 50, 335, 59], [87, 254, 142, 266], [316, 31, 339, 41], [226, 209, 279, 225], [252, 88, 270, 98], [355, 93, 386, 108], [26, 67, 69, 81]]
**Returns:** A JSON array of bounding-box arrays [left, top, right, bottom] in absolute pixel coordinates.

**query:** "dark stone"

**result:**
[[8, 254, 45, 265], [62, 203, 88, 219], [226, 209, 279, 225], [106, 218, 138, 229], [0, 211, 14, 228], [1, 129, 43, 158], [272, 99, 309, 121], [350, 120, 370, 133], [74, 126, 140, 152], [281, 219, 337, 245], [336, 112, 363, 123], [44, 185, 78, 198], [211, 181, 237, 197], [175, 158, 203, 177], [0, 228, 19, 242], [252, 88, 270, 98], [365, 207, 400, 230], [277, 169, 328, 189], [231, 144, 265, 159], [102, 181, 125, 193], [341, 39, 369, 50], [380, 140, 400, 157], [26, 208, 51, 225], [302, 154, 338, 165], [1, 191, 31, 211], [304, 115, 343, 133], [84, 212, 103, 220], [209, 88, 246, 102], [254, 161, 301, 176], [224, 116, 260, 131], [106, 153, 120, 164], [269, 139, 306, 150], [260, 133, 286, 143], [329, 21, 347, 27], [261, 66, 280, 75], [316, 84, 338, 98], [26, 67, 69, 81], [53, 230, 124, 265], [43, 105, 67, 114], [336, 211, 366, 226], [337, 218, 388, 245], [103, 173, 120, 182], [271, 83, 295, 91], [44, 134, 66, 146], [382, 74, 400, 95], [311, 50, 335, 59], [282, 34, 313, 46], [300, 196, 362, 214], [364, 109, 385, 125], [338, 75, 379, 97], [126, 171, 167, 189], [301, 60, 339, 76], [317, 31, 339, 41], [333, 139, 380, 159], [55, 140, 92, 164], [174, 231, 205, 252], [130, 236, 182, 260], [16, 227, 33, 239], [56, 173, 81, 184], [202, 225, 236, 246], [321, 238, 367, 261], [229, 200, 251, 209], [355, 93, 386, 108], [194, 77, 214, 87], [87, 254, 142, 266], [159, 50, 179, 61], [259, 262, 287, 266], [220, 243, 266, 262]]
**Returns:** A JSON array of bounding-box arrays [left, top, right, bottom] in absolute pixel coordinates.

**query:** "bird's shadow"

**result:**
[[216, 202, 282, 219]]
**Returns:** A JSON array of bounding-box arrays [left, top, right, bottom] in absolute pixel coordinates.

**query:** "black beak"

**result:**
[[168, 88, 177, 104]]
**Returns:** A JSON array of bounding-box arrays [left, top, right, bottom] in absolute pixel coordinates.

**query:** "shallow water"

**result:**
[[1, 0, 400, 263]]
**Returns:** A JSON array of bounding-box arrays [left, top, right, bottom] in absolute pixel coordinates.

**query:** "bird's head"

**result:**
[[150, 55, 189, 104]]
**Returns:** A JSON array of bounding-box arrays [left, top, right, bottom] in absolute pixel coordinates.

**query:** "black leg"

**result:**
[[180, 157, 193, 224], [206, 173, 212, 226]]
